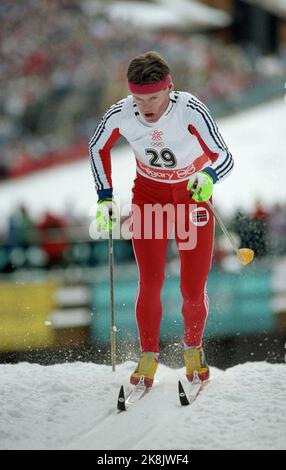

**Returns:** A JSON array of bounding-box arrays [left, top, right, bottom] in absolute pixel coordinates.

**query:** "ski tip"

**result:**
[[178, 380, 190, 406], [117, 385, 126, 412]]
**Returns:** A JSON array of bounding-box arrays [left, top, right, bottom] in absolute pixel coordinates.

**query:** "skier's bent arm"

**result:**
[[186, 97, 234, 184], [89, 101, 124, 202]]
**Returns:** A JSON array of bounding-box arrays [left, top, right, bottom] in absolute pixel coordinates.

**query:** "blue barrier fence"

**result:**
[[91, 267, 274, 344]]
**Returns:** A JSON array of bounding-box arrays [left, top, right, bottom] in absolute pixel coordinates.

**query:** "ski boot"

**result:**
[[184, 345, 209, 382], [130, 352, 158, 388]]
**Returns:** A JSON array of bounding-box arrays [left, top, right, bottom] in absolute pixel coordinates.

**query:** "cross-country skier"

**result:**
[[89, 51, 233, 387]]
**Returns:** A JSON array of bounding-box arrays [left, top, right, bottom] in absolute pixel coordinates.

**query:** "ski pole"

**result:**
[[206, 200, 254, 265], [108, 216, 116, 371]]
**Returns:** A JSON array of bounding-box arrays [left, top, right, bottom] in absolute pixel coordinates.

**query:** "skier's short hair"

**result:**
[[127, 51, 170, 85]]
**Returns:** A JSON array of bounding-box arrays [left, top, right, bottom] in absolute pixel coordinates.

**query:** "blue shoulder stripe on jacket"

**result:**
[[187, 97, 233, 177], [89, 101, 124, 148], [186, 98, 233, 180], [188, 97, 229, 149], [89, 102, 124, 190]]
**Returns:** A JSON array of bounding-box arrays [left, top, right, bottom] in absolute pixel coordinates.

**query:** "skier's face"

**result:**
[[132, 84, 174, 123]]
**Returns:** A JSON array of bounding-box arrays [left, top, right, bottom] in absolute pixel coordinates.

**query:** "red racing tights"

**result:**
[[132, 173, 214, 353]]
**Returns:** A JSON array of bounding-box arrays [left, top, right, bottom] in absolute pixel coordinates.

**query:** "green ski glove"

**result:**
[[96, 198, 119, 232], [187, 171, 213, 202]]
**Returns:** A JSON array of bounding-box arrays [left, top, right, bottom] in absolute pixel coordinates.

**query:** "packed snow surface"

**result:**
[[0, 361, 285, 450]]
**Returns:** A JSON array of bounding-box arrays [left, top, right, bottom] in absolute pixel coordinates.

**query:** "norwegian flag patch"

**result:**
[[190, 207, 210, 226]]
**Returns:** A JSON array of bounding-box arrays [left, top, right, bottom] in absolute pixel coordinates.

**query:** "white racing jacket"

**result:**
[[89, 91, 234, 200]]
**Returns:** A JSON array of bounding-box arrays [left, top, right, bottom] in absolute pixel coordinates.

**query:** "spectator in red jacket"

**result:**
[[37, 211, 68, 267]]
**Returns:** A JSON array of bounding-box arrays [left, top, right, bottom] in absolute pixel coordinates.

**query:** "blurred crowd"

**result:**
[[0, 204, 134, 272], [1, 0, 285, 180], [0, 200, 286, 273], [212, 201, 286, 267]]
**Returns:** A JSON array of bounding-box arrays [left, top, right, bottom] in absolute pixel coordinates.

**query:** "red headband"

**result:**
[[128, 74, 173, 94]]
